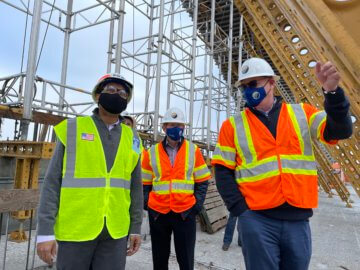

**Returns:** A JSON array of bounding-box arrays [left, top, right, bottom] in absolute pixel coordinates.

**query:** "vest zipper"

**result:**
[[104, 172, 110, 217], [93, 118, 113, 219], [169, 175, 173, 210]]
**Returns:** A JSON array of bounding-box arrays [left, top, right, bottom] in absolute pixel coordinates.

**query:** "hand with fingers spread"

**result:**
[[37, 240, 57, 265], [127, 234, 141, 256], [315, 61, 340, 92]]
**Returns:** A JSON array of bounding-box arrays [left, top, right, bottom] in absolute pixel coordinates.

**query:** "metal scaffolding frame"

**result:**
[[109, 0, 244, 147], [0, 0, 244, 150], [1, 1, 360, 268]]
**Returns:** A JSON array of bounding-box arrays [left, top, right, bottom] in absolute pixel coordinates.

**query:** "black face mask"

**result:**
[[98, 92, 127, 114]]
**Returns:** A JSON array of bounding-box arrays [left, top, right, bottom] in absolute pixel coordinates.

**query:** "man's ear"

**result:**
[[95, 93, 100, 103], [268, 79, 276, 89], [162, 124, 167, 133]]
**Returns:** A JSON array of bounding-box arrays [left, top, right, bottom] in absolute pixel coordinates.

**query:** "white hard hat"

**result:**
[[121, 110, 135, 123], [237, 58, 280, 85], [92, 73, 133, 103], [121, 111, 130, 117], [162, 107, 186, 124], [121, 111, 133, 120]]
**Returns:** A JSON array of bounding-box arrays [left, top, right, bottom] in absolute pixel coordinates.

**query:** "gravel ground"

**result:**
[[1, 187, 359, 270]]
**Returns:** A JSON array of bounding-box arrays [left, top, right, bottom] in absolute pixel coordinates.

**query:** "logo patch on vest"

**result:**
[[133, 137, 140, 154], [81, 133, 94, 141]]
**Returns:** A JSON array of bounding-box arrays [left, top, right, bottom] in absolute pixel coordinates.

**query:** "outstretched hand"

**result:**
[[315, 61, 340, 92]]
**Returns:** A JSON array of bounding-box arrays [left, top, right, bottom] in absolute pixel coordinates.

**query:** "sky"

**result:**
[[0, 0, 229, 141]]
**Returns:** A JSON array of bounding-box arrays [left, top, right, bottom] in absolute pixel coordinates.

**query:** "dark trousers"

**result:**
[[56, 226, 127, 270], [223, 212, 241, 246], [239, 210, 312, 270], [149, 210, 196, 270]]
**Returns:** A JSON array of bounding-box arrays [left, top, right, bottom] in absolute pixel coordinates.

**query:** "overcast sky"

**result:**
[[0, 0, 228, 140]]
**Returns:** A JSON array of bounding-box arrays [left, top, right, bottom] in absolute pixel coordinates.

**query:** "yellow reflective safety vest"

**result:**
[[53, 116, 140, 241]]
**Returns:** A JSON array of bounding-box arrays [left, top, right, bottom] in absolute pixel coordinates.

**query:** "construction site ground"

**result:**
[[1, 188, 359, 270]]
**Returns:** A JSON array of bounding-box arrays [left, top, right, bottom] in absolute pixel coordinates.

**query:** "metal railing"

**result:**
[[0, 189, 47, 270], [0, 73, 95, 118]]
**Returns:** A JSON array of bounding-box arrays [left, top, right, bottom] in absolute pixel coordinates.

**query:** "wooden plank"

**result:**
[[204, 196, 223, 204], [0, 189, 39, 213], [207, 181, 216, 187], [198, 209, 216, 233], [198, 178, 228, 233], [207, 205, 228, 223], [206, 185, 217, 191], [208, 209, 227, 224], [206, 204, 226, 217], [0, 105, 66, 126], [206, 191, 220, 196], [207, 185, 218, 192], [0, 141, 55, 159], [206, 191, 220, 198], [210, 217, 228, 233], [205, 192, 221, 200], [204, 200, 224, 210], [198, 207, 228, 234]]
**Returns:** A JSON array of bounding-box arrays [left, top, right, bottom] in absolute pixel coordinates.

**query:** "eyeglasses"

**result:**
[[239, 79, 270, 91], [102, 85, 129, 99]]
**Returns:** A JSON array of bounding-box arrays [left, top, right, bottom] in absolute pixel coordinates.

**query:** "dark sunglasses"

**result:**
[[239, 79, 270, 91]]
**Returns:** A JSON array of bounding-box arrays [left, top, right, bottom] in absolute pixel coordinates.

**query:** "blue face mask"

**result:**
[[243, 79, 270, 107], [166, 126, 184, 141], [243, 86, 267, 107]]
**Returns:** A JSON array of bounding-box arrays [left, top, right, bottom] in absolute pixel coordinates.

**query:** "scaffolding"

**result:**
[[5, 0, 360, 206], [1, 0, 358, 203], [0, 0, 248, 152], [1, 0, 360, 268]]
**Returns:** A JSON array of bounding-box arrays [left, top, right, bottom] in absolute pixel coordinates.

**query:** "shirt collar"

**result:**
[[92, 107, 123, 128], [109, 119, 120, 127], [248, 96, 282, 116], [256, 97, 277, 116], [162, 136, 184, 149]]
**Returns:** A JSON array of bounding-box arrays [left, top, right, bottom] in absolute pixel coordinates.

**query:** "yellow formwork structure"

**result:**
[[233, 0, 360, 204]]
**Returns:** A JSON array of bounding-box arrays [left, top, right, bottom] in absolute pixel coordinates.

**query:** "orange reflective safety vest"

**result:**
[[142, 139, 211, 213], [212, 103, 337, 210]]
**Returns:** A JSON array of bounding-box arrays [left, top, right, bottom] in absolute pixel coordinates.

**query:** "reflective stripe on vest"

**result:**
[[284, 104, 316, 175], [149, 145, 161, 182], [142, 168, 153, 182], [149, 141, 195, 194], [212, 144, 236, 167], [309, 111, 327, 140], [232, 114, 257, 165], [152, 180, 195, 194], [287, 104, 313, 156], [234, 157, 279, 182], [233, 104, 317, 183], [110, 178, 131, 189], [153, 181, 170, 194], [280, 155, 317, 175], [62, 118, 131, 190], [172, 180, 194, 194], [193, 164, 210, 179], [185, 141, 196, 180]]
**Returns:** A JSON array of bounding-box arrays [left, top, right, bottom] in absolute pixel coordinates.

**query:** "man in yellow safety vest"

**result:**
[[36, 73, 143, 270]]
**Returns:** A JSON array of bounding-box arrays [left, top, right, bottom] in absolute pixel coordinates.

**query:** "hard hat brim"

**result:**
[[161, 119, 186, 125], [92, 77, 133, 103], [123, 116, 134, 122]]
